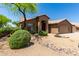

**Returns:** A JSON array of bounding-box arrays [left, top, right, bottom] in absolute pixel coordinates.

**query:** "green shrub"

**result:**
[[38, 31, 48, 36], [29, 30, 36, 34], [0, 26, 13, 38], [3, 26, 13, 33], [11, 27, 21, 34], [0, 26, 21, 38], [8, 30, 31, 49], [0, 28, 4, 37]]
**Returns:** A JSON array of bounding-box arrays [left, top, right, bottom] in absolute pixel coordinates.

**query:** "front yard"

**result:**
[[0, 32, 79, 56]]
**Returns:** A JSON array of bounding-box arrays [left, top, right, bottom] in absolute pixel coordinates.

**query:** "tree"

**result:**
[[12, 21, 20, 27], [2, 3, 37, 29], [0, 14, 11, 27]]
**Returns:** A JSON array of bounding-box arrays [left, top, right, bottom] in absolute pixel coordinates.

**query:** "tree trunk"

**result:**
[[16, 5, 27, 29], [22, 12, 27, 29]]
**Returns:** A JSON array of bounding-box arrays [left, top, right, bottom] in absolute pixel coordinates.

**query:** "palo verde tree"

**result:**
[[0, 14, 11, 28], [2, 3, 37, 29], [12, 21, 20, 27]]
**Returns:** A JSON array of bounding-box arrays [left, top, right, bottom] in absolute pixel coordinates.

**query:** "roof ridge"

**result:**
[[48, 18, 68, 24]]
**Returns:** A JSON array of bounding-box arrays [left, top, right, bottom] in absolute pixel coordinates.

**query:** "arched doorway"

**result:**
[[41, 21, 46, 31]]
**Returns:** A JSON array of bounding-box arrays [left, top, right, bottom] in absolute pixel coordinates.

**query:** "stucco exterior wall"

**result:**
[[76, 27, 79, 31], [38, 16, 48, 32], [48, 24, 58, 33], [58, 20, 72, 34], [72, 25, 77, 32]]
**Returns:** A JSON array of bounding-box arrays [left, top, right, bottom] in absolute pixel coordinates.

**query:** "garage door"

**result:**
[[51, 28, 58, 34], [59, 25, 70, 34]]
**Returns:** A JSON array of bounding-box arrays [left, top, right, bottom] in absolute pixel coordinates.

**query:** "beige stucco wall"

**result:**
[[48, 24, 58, 34], [58, 20, 72, 34], [72, 25, 77, 32], [38, 16, 48, 32], [59, 25, 70, 34], [76, 27, 79, 31], [38, 21, 41, 32]]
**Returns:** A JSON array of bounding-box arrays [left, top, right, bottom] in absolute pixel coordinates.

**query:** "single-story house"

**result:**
[[19, 15, 77, 34]]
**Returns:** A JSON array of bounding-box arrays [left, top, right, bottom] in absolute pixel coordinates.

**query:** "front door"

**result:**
[[41, 21, 46, 31]]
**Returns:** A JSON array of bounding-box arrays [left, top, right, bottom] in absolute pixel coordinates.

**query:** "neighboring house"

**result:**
[[76, 26, 79, 31], [19, 15, 78, 34], [72, 23, 79, 32], [72, 25, 77, 32]]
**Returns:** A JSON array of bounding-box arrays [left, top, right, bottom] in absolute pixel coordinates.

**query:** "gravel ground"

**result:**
[[0, 32, 79, 56]]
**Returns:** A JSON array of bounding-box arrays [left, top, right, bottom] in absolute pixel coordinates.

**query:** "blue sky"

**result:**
[[0, 3, 79, 23]]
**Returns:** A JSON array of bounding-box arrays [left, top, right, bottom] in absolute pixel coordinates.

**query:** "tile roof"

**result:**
[[48, 18, 67, 24], [19, 16, 33, 22], [19, 15, 49, 22]]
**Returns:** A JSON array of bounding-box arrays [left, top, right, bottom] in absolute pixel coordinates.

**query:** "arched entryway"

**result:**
[[41, 21, 46, 31]]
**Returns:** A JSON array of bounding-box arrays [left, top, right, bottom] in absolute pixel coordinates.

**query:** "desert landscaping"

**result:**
[[0, 32, 79, 56], [1, 3, 79, 56]]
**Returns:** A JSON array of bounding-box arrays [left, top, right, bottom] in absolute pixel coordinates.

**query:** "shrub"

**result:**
[[0, 28, 4, 37], [3, 26, 13, 33], [11, 27, 21, 34], [0, 26, 21, 38], [29, 30, 36, 34], [8, 30, 31, 49], [0, 26, 13, 38], [38, 31, 48, 36]]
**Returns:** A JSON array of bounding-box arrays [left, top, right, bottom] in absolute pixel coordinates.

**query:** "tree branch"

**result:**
[[12, 3, 26, 20], [12, 4, 24, 14]]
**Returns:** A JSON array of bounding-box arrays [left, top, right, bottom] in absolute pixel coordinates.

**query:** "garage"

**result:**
[[48, 19, 72, 34], [59, 25, 70, 34]]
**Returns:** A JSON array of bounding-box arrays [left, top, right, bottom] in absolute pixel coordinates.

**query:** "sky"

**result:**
[[0, 3, 79, 23]]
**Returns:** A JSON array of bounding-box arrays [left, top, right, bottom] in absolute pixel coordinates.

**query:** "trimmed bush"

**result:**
[[8, 30, 31, 49], [38, 31, 48, 36]]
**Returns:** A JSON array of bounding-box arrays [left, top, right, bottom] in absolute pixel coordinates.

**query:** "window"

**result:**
[[26, 23, 33, 26], [26, 23, 33, 31]]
